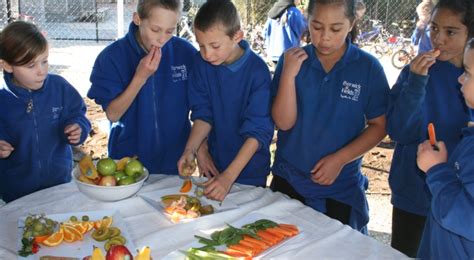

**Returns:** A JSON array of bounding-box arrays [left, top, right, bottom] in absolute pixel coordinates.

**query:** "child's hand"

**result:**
[[196, 143, 219, 178], [417, 140, 447, 173], [177, 149, 197, 177], [64, 123, 82, 145], [135, 45, 162, 81], [283, 47, 308, 77], [310, 153, 344, 185], [410, 49, 441, 76], [203, 172, 233, 202], [0, 140, 14, 158]]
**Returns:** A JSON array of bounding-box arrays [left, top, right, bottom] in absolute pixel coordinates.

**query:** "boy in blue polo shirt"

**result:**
[[271, 0, 389, 233], [177, 0, 273, 202], [88, 0, 197, 175], [415, 38, 474, 259]]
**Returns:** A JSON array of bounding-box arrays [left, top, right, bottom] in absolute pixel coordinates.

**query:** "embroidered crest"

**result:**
[[340, 80, 361, 101], [171, 64, 188, 82], [52, 106, 63, 119]]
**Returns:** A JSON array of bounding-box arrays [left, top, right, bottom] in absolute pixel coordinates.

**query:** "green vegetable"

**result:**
[[184, 248, 237, 260]]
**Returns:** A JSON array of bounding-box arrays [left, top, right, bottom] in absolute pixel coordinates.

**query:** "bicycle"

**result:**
[[391, 40, 416, 69]]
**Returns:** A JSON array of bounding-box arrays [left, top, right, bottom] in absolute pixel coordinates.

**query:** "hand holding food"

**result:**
[[135, 45, 162, 81], [410, 48, 441, 76], [417, 140, 448, 173], [178, 149, 197, 177], [64, 123, 82, 145], [0, 140, 14, 158]]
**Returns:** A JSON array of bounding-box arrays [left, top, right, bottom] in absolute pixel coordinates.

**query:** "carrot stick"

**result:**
[[256, 230, 282, 244], [266, 227, 294, 237], [243, 235, 271, 249], [261, 229, 285, 240], [428, 123, 439, 151], [239, 239, 264, 254], [224, 249, 253, 259], [228, 244, 255, 257], [278, 224, 299, 233], [277, 225, 299, 236]]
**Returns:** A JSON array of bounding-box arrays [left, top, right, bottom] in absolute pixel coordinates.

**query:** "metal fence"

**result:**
[[0, 0, 424, 94]]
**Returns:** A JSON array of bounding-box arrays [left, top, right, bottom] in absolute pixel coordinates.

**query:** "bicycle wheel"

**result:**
[[392, 49, 410, 69], [370, 44, 384, 59]]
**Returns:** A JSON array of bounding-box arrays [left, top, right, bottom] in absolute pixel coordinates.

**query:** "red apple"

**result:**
[[106, 245, 133, 260], [99, 175, 117, 186]]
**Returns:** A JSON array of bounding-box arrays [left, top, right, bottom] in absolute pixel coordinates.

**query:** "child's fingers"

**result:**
[[0, 140, 14, 151], [64, 124, 80, 134], [436, 141, 446, 151]]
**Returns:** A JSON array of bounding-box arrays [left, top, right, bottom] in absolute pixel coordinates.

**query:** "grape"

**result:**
[[69, 216, 78, 222], [82, 215, 89, 221], [33, 222, 44, 232], [23, 230, 32, 239], [25, 216, 33, 227]]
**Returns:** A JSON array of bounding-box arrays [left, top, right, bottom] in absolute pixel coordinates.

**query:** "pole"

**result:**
[[95, 0, 99, 42], [117, 0, 124, 39]]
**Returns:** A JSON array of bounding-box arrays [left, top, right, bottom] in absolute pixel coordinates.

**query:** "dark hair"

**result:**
[[194, 0, 241, 37], [433, 0, 474, 38], [307, 0, 357, 42], [0, 21, 47, 66], [137, 0, 182, 19]]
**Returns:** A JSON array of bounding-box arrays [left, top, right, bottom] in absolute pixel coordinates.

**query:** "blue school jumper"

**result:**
[[0, 73, 90, 202], [411, 27, 432, 54], [387, 62, 470, 216], [188, 40, 273, 186], [88, 23, 197, 175], [264, 6, 307, 62], [417, 126, 474, 259], [271, 41, 389, 232]]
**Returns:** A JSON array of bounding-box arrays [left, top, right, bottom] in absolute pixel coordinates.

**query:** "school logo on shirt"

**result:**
[[52, 106, 63, 119], [340, 81, 361, 101], [171, 64, 188, 82]]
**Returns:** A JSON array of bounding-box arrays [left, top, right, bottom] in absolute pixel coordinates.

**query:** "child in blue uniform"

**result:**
[[270, 0, 389, 233], [88, 0, 197, 175], [0, 21, 91, 202], [416, 38, 474, 259], [177, 0, 273, 202], [386, 0, 474, 256], [264, 0, 307, 63]]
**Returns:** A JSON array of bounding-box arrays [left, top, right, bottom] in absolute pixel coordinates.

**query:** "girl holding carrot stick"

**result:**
[[415, 38, 474, 259], [386, 0, 474, 256], [270, 0, 389, 233]]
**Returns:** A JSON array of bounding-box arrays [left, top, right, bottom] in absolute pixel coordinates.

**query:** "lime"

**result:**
[[97, 158, 117, 176], [114, 170, 127, 181]]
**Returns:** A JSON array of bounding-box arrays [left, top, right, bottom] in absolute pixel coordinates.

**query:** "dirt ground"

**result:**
[[76, 98, 395, 245]]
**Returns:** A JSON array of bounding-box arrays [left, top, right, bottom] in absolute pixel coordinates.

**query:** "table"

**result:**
[[0, 175, 406, 259]]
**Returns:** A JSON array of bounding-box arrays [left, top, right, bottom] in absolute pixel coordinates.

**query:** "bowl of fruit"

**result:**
[[72, 155, 149, 202]]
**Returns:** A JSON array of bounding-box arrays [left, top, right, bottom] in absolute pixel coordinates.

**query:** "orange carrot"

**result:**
[[428, 123, 437, 146], [266, 227, 293, 237], [228, 243, 256, 257], [261, 229, 285, 240], [224, 249, 253, 259], [243, 235, 271, 249], [278, 224, 299, 232], [277, 225, 299, 236], [256, 230, 282, 244], [239, 239, 264, 254]]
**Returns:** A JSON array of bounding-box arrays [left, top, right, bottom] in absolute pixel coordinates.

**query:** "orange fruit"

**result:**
[[179, 179, 192, 193], [62, 227, 76, 243], [62, 224, 83, 241], [34, 235, 50, 243], [94, 216, 113, 230], [41, 230, 64, 247]]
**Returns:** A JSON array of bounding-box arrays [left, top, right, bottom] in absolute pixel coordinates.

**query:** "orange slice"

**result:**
[[34, 235, 50, 244], [62, 224, 84, 241], [94, 216, 113, 230], [179, 179, 192, 193], [41, 230, 64, 247], [62, 227, 76, 243]]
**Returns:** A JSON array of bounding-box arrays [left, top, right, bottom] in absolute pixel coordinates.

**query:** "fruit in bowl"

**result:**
[[72, 156, 149, 202]]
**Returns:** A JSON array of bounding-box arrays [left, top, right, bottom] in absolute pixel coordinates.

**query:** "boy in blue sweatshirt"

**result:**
[[416, 38, 474, 259], [0, 22, 91, 202], [386, 0, 474, 256], [88, 0, 197, 175], [177, 0, 274, 202]]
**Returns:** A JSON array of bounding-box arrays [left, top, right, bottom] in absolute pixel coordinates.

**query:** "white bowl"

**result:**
[[71, 165, 149, 202]]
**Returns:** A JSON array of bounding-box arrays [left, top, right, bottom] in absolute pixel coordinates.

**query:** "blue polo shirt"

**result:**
[[387, 61, 470, 216], [88, 22, 197, 175], [271, 41, 389, 231], [417, 126, 474, 259], [188, 40, 274, 186]]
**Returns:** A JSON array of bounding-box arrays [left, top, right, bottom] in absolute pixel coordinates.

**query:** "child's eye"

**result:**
[[447, 30, 456, 37], [27, 64, 35, 68], [42, 60, 48, 65], [151, 29, 160, 33], [312, 26, 321, 30], [430, 25, 438, 32], [332, 29, 341, 33]]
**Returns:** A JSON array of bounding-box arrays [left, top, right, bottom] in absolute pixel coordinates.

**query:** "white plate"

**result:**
[[163, 212, 304, 259], [17, 210, 136, 259], [139, 187, 238, 223]]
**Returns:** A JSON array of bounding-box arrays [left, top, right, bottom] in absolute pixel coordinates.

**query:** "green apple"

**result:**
[[97, 158, 117, 176], [118, 176, 135, 186], [124, 159, 144, 177], [114, 171, 127, 182]]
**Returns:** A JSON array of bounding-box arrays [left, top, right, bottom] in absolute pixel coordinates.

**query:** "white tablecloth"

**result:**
[[0, 174, 406, 259]]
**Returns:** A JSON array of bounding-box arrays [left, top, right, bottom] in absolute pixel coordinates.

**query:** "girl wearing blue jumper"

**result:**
[[416, 38, 474, 259], [264, 0, 307, 63], [0, 21, 91, 202], [271, 0, 389, 233], [88, 0, 197, 175], [386, 0, 473, 256], [177, 0, 273, 202]]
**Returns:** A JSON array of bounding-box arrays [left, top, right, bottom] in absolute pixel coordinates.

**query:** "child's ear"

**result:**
[[132, 12, 141, 26], [232, 30, 244, 43], [2, 60, 13, 73]]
